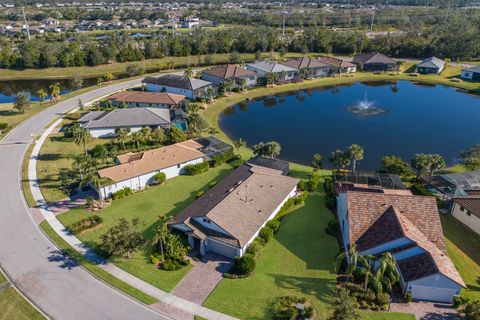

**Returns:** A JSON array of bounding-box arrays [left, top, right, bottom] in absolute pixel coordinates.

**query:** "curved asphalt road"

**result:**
[[0, 79, 171, 320]]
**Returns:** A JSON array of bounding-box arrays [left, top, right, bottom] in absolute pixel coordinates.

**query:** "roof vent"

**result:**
[[228, 187, 234, 193]]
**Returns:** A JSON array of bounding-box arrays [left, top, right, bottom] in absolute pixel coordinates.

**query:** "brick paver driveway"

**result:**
[[390, 301, 458, 320], [171, 253, 233, 305]]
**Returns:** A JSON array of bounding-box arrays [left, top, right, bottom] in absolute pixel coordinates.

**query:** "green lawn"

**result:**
[[0, 102, 44, 141], [0, 288, 45, 320], [441, 215, 480, 300], [360, 312, 416, 320], [57, 163, 235, 292], [0, 272, 6, 284]]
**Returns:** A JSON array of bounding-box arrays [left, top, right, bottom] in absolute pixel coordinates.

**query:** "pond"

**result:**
[[219, 81, 480, 170]]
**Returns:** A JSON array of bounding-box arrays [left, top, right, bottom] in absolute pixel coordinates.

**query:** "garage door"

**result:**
[[411, 285, 456, 303], [207, 239, 239, 259]]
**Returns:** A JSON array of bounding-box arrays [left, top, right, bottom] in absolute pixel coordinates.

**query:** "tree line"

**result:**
[[1, 15, 478, 70]]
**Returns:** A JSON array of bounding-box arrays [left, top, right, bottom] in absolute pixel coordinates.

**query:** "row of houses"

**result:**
[[334, 172, 465, 304]]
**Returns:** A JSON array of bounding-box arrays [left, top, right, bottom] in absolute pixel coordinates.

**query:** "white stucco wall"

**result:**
[[245, 66, 296, 82], [451, 202, 480, 235], [145, 83, 195, 99], [99, 157, 204, 199], [359, 237, 412, 256], [336, 193, 350, 250], [88, 125, 147, 138], [406, 274, 462, 303], [111, 101, 175, 109]]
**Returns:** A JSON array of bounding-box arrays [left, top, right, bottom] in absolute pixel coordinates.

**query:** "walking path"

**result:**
[[171, 253, 233, 305], [28, 106, 238, 320], [390, 301, 458, 320]]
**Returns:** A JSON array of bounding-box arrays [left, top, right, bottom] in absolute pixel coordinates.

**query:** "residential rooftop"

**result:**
[[109, 91, 186, 105], [78, 108, 171, 129], [202, 64, 256, 79], [142, 74, 212, 91], [247, 60, 298, 73]]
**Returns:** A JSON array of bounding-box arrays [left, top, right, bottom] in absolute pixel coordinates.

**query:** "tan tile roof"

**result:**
[[98, 140, 204, 183], [281, 56, 330, 69], [109, 91, 185, 105], [346, 191, 446, 252], [317, 56, 356, 68], [202, 64, 256, 79]]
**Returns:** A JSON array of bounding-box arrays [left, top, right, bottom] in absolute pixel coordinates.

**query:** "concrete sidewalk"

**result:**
[[28, 108, 238, 320]]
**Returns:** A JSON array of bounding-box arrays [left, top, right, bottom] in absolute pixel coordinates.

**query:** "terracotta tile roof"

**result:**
[[202, 64, 256, 79], [109, 91, 185, 105], [316, 56, 356, 68], [281, 57, 330, 69], [172, 164, 299, 248], [98, 140, 204, 183], [346, 191, 446, 252], [453, 197, 480, 219]]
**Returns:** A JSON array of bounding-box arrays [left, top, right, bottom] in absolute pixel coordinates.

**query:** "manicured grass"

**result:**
[[0, 102, 43, 141], [441, 215, 480, 300], [0, 288, 45, 320], [57, 163, 234, 292], [360, 312, 416, 320], [0, 272, 6, 284], [39, 221, 158, 305]]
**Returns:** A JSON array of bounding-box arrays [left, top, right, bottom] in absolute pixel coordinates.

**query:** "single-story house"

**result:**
[[460, 65, 480, 82], [353, 52, 398, 72], [169, 163, 299, 258], [97, 140, 206, 199], [416, 57, 446, 74], [316, 56, 357, 74], [142, 74, 214, 100], [201, 64, 257, 87], [246, 60, 298, 83], [423, 171, 480, 199], [108, 91, 186, 109], [337, 190, 465, 303], [78, 108, 171, 138], [450, 197, 480, 235], [280, 57, 332, 78]]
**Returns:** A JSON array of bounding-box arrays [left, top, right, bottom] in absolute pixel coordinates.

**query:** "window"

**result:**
[[177, 164, 181, 168]]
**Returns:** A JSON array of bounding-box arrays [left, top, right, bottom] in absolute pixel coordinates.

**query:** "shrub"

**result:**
[[453, 296, 471, 309], [307, 171, 321, 191], [209, 181, 217, 188], [196, 190, 205, 199], [160, 257, 190, 271], [233, 254, 256, 275], [0, 123, 9, 132], [150, 254, 161, 265], [246, 240, 263, 257], [112, 187, 133, 200], [259, 226, 273, 243], [230, 158, 244, 169], [464, 300, 480, 320], [325, 219, 340, 237], [210, 151, 235, 167], [266, 219, 281, 234], [68, 215, 103, 233], [153, 172, 166, 185], [376, 292, 391, 307], [294, 191, 308, 205], [184, 162, 209, 175], [405, 291, 413, 303], [271, 296, 314, 320], [411, 184, 433, 196]]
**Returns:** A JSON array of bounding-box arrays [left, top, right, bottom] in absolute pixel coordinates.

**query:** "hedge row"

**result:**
[[184, 162, 210, 176], [210, 151, 236, 167], [68, 215, 103, 234], [112, 187, 134, 200]]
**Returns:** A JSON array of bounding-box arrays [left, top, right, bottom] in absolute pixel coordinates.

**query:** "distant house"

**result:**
[[246, 60, 298, 83], [337, 189, 465, 303], [416, 57, 446, 74], [281, 57, 332, 78], [423, 171, 480, 199], [108, 91, 186, 109], [450, 197, 480, 235], [201, 64, 257, 87], [353, 52, 398, 72], [316, 56, 357, 74], [460, 66, 480, 82], [169, 163, 299, 258], [78, 108, 171, 138], [97, 140, 206, 199], [183, 16, 200, 28], [142, 74, 214, 100]]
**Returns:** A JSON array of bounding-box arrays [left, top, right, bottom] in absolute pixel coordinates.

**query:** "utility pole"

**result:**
[[370, 8, 376, 32], [22, 7, 31, 41]]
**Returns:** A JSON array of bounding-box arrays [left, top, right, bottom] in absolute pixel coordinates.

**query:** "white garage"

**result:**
[[409, 284, 459, 303], [206, 238, 240, 259]]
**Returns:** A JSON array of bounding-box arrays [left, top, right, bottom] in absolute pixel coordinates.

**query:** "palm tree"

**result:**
[[411, 153, 431, 179], [278, 71, 287, 83], [206, 87, 214, 103], [151, 216, 171, 262], [330, 150, 350, 172], [266, 72, 277, 86], [347, 144, 364, 172], [334, 244, 369, 280], [427, 154, 445, 177], [239, 78, 248, 92], [184, 67, 194, 78], [49, 83, 61, 101], [375, 252, 399, 293], [139, 127, 152, 141], [72, 124, 92, 155], [131, 131, 143, 149], [37, 89, 48, 102], [115, 128, 130, 150]]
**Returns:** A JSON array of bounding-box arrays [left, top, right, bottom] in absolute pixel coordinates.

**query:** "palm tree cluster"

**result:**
[[253, 141, 282, 159], [329, 144, 364, 172], [380, 153, 446, 179]]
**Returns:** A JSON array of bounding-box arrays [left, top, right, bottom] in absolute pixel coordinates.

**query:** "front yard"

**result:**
[[441, 215, 480, 301]]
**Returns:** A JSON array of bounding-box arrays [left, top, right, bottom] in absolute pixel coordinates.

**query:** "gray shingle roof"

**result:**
[[78, 108, 171, 129], [247, 60, 298, 73], [417, 57, 445, 69], [463, 65, 480, 73], [142, 74, 212, 91], [354, 52, 396, 65]]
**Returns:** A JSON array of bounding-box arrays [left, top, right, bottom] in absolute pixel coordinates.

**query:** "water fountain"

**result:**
[[346, 92, 386, 116]]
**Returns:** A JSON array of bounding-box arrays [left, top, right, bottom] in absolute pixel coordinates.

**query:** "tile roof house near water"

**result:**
[[281, 57, 333, 78], [353, 52, 398, 72], [201, 64, 257, 87], [246, 60, 298, 83], [108, 91, 186, 109], [416, 57, 446, 74], [336, 189, 465, 303]]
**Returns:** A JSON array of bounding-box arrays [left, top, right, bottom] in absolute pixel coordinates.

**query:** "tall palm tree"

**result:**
[[347, 144, 364, 172], [72, 124, 92, 155], [115, 128, 130, 150], [151, 216, 171, 262], [330, 150, 350, 172], [206, 87, 214, 103], [334, 244, 369, 280], [427, 154, 445, 177], [37, 89, 48, 102], [131, 131, 143, 149], [239, 78, 248, 92], [49, 83, 61, 101], [375, 252, 399, 293]]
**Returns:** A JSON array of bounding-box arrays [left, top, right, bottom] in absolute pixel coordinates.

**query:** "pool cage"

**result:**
[[333, 171, 406, 190]]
